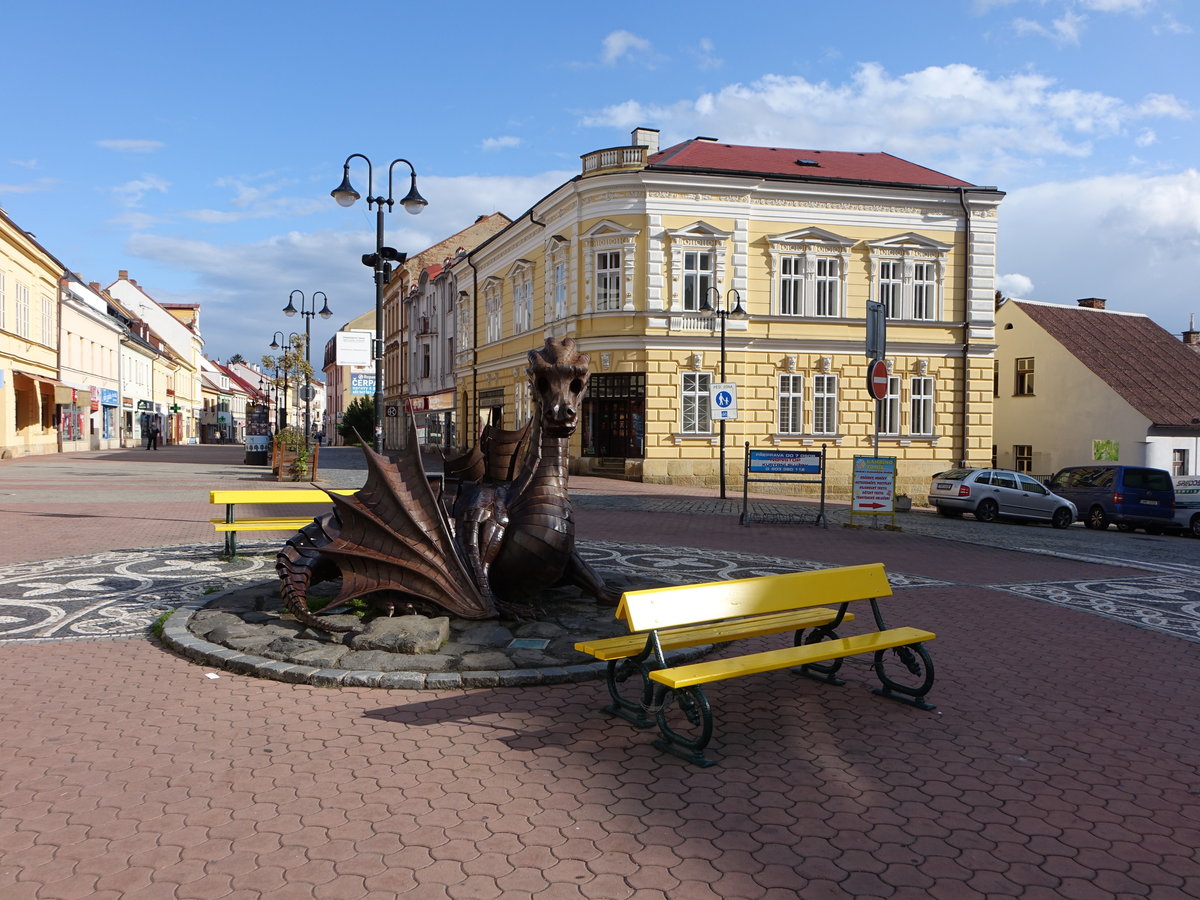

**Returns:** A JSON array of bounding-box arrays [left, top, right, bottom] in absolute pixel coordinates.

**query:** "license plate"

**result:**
[[1141, 499, 1157, 505], [937, 482, 951, 491]]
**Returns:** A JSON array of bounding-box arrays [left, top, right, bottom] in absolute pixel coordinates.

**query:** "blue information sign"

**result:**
[[748, 449, 821, 474], [350, 373, 376, 396]]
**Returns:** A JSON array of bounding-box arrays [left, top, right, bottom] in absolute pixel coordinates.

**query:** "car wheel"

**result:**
[[1051, 507, 1073, 529], [1191, 514, 1200, 538], [975, 499, 999, 523], [1085, 506, 1109, 530], [936, 506, 963, 519], [1116, 523, 1135, 533]]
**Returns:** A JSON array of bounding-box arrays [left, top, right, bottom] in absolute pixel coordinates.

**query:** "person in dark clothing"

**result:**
[[148, 424, 160, 450]]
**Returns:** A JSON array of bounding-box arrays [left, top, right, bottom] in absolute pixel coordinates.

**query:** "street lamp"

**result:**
[[283, 290, 332, 449], [698, 287, 748, 499], [331, 153, 427, 453], [270, 331, 303, 432]]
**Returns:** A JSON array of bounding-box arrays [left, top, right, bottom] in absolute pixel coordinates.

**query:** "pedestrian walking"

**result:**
[[148, 424, 160, 450]]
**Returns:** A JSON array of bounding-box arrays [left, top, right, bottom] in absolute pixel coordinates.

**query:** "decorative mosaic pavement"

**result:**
[[995, 561, 1200, 645], [1, 539, 1196, 645]]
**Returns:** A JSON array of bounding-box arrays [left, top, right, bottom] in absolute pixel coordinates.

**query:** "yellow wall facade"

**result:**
[[456, 138, 1002, 499]]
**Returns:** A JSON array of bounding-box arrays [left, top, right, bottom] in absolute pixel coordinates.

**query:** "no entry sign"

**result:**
[[867, 359, 890, 401]]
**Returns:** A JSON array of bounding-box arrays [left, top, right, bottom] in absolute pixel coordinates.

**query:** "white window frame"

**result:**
[[910, 376, 934, 436], [778, 374, 804, 435], [41, 296, 54, 347], [582, 220, 639, 313], [682, 371, 712, 435], [543, 236, 570, 323], [0, 272, 6, 331], [15, 282, 30, 338], [667, 222, 731, 314], [767, 227, 853, 318], [864, 233, 952, 322], [812, 374, 838, 435], [879, 376, 901, 436], [483, 279, 502, 344], [510, 261, 534, 334], [553, 262, 568, 321], [595, 249, 622, 312]]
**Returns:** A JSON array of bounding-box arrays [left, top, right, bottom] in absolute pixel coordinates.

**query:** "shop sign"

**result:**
[[427, 391, 455, 411], [137, 400, 154, 411], [101, 388, 119, 407], [122, 398, 134, 408]]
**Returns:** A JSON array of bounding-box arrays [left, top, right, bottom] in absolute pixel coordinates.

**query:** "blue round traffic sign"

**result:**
[[715, 390, 733, 408]]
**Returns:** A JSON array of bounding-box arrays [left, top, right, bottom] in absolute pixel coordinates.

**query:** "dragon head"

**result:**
[[527, 337, 590, 437]]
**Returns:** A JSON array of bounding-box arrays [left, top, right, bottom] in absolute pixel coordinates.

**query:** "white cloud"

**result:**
[[997, 273, 1035, 297], [693, 38, 722, 71], [601, 30, 652, 66], [998, 170, 1200, 328], [1014, 11, 1086, 44], [580, 62, 1189, 184], [0, 177, 59, 194], [9, 159, 39, 169], [481, 136, 522, 151], [112, 174, 170, 207], [1135, 128, 1157, 147], [96, 139, 165, 153]]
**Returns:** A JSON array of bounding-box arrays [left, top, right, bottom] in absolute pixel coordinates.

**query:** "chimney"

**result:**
[[631, 127, 660, 155], [89, 282, 100, 292], [1183, 314, 1200, 347], [1076, 297, 1107, 310], [118, 269, 128, 280]]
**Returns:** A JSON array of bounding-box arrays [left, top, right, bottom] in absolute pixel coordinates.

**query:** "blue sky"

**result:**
[[3, 0, 1197, 362]]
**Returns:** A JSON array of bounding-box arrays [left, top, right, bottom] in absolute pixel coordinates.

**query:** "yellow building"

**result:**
[[0, 207, 68, 458], [455, 129, 1004, 497]]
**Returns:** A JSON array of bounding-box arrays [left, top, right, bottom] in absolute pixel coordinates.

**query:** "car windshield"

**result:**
[[933, 469, 974, 481]]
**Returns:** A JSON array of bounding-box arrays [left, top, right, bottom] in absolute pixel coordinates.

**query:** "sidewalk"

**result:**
[[1, 447, 1198, 898]]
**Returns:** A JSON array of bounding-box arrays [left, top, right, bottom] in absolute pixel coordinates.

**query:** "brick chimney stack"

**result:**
[[118, 269, 128, 280], [1076, 297, 1107, 310], [1183, 314, 1200, 348]]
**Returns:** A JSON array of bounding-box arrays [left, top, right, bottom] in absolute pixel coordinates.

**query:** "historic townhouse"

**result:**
[[454, 129, 1003, 496], [0, 207, 68, 458], [107, 272, 204, 445], [59, 275, 123, 451]]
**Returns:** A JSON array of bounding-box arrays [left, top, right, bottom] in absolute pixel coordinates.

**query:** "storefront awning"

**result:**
[[12, 370, 76, 404]]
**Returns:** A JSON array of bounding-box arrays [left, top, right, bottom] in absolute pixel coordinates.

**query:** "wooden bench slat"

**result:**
[[615, 563, 891, 632], [211, 518, 319, 532], [574, 607, 855, 660], [649, 627, 936, 689]]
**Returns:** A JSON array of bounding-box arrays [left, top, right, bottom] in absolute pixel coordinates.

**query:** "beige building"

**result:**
[[0, 207, 68, 458], [455, 129, 1003, 497], [994, 297, 1200, 479], [107, 272, 203, 445], [59, 275, 123, 451], [322, 309, 374, 446]]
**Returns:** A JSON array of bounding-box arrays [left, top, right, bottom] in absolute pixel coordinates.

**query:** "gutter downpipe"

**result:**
[[957, 187, 972, 468]]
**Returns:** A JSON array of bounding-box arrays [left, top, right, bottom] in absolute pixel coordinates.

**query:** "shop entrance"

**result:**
[[583, 373, 645, 458]]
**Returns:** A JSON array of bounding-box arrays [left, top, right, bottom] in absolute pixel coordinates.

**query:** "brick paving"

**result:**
[[1, 446, 1198, 897]]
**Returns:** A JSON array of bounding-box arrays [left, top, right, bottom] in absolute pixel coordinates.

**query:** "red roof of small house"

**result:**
[[1016, 300, 1200, 427], [647, 139, 977, 188]]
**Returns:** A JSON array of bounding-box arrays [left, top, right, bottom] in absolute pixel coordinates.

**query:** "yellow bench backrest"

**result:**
[[209, 489, 356, 505], [615, 563, 892, 633]]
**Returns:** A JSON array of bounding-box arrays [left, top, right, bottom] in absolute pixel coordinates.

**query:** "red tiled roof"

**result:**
[[1016, 301, 1200, 426], [648, 139, 977, 188]]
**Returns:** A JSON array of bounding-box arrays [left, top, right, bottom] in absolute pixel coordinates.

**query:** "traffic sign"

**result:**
[[867, 359, 890, 401], [710, 382, 738, 420]]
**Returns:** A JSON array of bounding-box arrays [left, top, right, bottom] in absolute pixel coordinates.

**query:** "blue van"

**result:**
[[1047, 465, 1175, 533]]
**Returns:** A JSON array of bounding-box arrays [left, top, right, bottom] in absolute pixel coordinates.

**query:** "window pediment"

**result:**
[[767, 226, 855, 250], [667, 221, 732, 243], [505, 259, 534, 280], [864, 232, 952, 255]]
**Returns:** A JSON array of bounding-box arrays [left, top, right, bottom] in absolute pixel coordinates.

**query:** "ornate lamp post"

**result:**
[[698, 287, 748, 499], [270, 331, 303, 432], [331, 154, 427, 453], [283, 290, 332, 449]]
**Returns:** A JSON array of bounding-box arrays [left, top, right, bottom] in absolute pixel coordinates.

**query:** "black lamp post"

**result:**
[[698, 287, 748, 499], [270, 331, 303, 432], [331, 154, 427, 453], [283, 290, 332, 450]]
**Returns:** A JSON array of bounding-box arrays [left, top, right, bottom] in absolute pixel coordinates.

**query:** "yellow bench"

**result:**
[[575, 562, 936, 766], [210, 488, 355, 556]]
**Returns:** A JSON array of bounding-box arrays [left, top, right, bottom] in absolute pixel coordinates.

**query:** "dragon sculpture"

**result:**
[[276, 336, 615, 632]]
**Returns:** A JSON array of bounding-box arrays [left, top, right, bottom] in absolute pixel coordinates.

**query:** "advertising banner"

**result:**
[[748, 449, 821, 474], [852, 456, 897, 515], [350, 373, 376, 396]]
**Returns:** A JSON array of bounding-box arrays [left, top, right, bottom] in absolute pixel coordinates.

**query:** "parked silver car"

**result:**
[[928, 468, 1077, 528]]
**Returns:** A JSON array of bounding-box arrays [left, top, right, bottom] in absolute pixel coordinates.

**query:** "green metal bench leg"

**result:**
[[224, 504, 237, 557]]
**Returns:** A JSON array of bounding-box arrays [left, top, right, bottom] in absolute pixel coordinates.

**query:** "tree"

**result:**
[[227, 353, 245, 365], [339, 396, 375, 446], [261, 334, 313, 432]]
